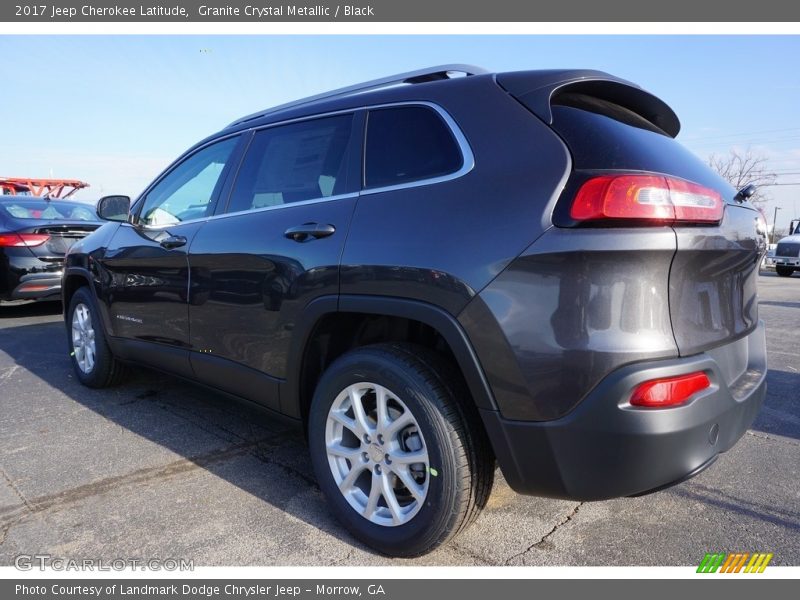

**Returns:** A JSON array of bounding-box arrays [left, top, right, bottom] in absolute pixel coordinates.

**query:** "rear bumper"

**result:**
[[3, 272, 63, 301], [482, 320, 767, 500]]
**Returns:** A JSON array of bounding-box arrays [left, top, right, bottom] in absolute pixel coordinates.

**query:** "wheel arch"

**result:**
[[282, 295, 498, 424], [62, 267, 93, 309], [62, 267, 114, 337]]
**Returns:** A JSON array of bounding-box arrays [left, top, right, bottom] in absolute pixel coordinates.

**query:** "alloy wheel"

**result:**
[[325, 382, 430, 527]]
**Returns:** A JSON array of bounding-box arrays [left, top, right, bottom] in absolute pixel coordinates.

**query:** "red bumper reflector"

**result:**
[[19, 285, 51, 292], [630, 372, 711, 408]]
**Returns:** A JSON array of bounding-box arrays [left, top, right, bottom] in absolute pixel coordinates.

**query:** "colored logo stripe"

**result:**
[[697, 552, 773, 573], [697, 553, 725, 573]]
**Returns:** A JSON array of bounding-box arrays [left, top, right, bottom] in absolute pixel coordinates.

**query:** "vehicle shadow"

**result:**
[[0, 308, 376, 561], [0, 301, 62, 320], [752, 368, 800, 442]]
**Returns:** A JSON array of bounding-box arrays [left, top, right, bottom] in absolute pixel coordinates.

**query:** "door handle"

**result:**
[[284, 223, 336, 242], [159, 235, 187, 249]]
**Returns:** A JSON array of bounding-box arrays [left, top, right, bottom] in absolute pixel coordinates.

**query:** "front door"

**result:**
[[100, 135, 242, 374]]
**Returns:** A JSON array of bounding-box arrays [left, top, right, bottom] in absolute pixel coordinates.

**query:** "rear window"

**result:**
[[0, 199, 99, 221], [364, 106, 463, 189], [551, 100, 735, 198]]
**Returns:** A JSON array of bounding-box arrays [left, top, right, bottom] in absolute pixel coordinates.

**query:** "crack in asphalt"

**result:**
[[0, 466, 34, 514], [0, 512, 26, 548], [0, 466, 36, 547], [450, 543, 492, 566], [329, 548, 355, 566], [746, 430, 800, 447], [503, 502, 584, 565]]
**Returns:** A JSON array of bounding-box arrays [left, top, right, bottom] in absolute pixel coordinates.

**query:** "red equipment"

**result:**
[[0, 177, 90, 198]]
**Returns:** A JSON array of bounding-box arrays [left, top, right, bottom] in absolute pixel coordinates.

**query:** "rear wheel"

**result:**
[[67, 286, 128, 388], [776, 266, 794, 277], [308, 343, 493, 557]]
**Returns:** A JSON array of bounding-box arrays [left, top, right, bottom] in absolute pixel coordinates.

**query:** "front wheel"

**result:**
[[67, 286, 128, 388], [308, 343, 493, 557], [776, 266, 794, 277]]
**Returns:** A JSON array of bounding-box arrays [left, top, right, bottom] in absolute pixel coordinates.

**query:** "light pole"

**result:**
[[772, 206, 782, 244]]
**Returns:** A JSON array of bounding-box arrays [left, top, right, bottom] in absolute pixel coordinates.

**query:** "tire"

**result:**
[[308, 343, 493, 557], [776, 266, 793, 277], [67, 286, 128, 388]]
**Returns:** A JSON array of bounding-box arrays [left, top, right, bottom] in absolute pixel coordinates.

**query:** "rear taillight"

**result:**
[[630, 371, 711, 408], [0, 233, 51, 247], [570, 174, 723, 224]]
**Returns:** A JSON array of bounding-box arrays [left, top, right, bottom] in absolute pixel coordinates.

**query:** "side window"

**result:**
[[364, 106, 463, 189], [138, 136, 239, 227], [226, 114, 354, 214]]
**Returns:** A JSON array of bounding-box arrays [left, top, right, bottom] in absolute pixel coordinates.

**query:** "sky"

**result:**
[[1, 35, 799, 228]]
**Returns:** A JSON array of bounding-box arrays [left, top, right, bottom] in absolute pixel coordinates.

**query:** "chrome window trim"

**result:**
[[136, 100, 473, 231], [360, 101, 475, 196], [196, 192, 359, 224]]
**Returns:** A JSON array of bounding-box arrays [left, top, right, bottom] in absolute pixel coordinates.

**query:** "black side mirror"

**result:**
[[96, 195, 131, 222]]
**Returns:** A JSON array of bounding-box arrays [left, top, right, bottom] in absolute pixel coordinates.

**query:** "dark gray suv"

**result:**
[[63, 65, 767, 557]]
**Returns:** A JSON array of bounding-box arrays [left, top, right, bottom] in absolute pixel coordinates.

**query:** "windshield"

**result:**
[[0, 199, 99, 222]]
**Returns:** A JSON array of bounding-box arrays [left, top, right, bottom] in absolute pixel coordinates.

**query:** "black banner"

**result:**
[[3, 0, 800, 22], [4, 579, 798, 600]]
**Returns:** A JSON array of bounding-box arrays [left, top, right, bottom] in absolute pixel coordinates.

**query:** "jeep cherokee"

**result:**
[[63, 65, 767, 557]]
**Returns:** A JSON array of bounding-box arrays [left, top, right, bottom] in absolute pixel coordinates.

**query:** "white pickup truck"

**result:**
[[774, 218, 800, 277]]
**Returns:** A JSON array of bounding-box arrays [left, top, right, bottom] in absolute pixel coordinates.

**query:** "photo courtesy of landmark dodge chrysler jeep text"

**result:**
[[63, 65, 767, 556]]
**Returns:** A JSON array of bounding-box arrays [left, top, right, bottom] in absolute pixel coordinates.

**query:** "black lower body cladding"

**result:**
[[481, 322, 767, 500]]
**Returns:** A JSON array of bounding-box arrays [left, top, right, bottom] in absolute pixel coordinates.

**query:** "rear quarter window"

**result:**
[[364, 105, 463, 189]]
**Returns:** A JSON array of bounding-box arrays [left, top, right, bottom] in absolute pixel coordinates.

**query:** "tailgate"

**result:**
[[670, 204, 764, 355]]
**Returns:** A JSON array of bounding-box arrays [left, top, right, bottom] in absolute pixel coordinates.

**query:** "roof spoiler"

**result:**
[[496, 69, 681, 137]]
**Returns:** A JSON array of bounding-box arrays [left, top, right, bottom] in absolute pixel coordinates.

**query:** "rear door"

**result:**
[[187, 112, 362, 412], [99, 135, 242, 374]]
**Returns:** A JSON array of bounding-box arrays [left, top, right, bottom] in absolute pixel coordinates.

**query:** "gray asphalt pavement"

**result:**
[[0, 273, 798, 566]]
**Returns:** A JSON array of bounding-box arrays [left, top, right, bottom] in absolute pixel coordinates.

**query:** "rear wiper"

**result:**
[[734, 184, 756, 203]]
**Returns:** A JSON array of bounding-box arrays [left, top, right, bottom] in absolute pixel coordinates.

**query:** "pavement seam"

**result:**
[[503, 502, 584, 565], [0, 434, 293, 520], [145, 395, 319, 486]]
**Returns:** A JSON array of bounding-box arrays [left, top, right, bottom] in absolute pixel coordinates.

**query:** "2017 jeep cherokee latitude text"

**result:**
[[63, 65, 767, 557]]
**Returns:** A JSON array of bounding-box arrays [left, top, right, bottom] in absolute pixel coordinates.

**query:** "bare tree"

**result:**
[[707, 148, 777, 207]]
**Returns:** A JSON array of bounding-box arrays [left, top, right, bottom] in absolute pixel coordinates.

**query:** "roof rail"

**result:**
[[228, 64, 489, 128]]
